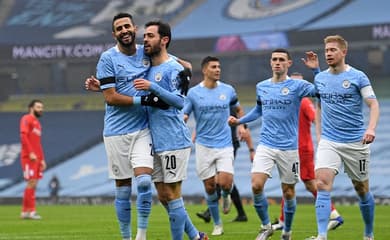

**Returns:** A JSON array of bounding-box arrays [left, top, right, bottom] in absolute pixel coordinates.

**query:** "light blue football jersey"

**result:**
[[96, 45, 150, 137], [184, 81, 239, 148], [146, 58, 191, 152], [315, 66, 375, 143], [251, 78, 316, 150]]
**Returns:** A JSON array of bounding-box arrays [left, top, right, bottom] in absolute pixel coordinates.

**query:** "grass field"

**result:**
[[0, 204, 389, 240]]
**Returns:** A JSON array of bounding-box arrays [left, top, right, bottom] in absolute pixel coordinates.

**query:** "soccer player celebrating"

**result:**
[[228, 49, 317, 240], [20, 99, 46, 220], [183, 56, 248, 235], [89, 13, 168, 240], [272, 71, 344, 232], [133, 20, 207, 240], [305, 35, 379, 240]]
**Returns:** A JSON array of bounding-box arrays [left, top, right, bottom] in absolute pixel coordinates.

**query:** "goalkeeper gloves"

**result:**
[[178, 68, 192, 96], [140, 93, 169, 110]]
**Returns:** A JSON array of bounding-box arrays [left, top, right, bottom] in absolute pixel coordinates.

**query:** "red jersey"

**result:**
[[298, 97, 315, 151], [20, 114, 44, 163]]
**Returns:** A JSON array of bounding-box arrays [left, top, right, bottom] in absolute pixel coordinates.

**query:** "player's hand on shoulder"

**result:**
[[85, 76, 101, 92], [178, 68, 192, 96]]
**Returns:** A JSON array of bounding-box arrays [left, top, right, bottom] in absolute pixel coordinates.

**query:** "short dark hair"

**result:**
[[112, 13, 134, 31], [28, 99, 42, 108], [272, 48, 292, 60], [201, 56, 219, 69], [145, 20, 171, 49]]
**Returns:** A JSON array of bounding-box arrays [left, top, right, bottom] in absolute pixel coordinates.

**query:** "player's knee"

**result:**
[[136, 174, 152, 192]]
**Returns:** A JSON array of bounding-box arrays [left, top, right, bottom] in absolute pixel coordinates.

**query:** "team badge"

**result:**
[[219, 94, 226, 100], [281, 87, 289, 95], [342, 80, 351, 88], [112, 164, 120, 176], [155, 72, 162, 82], [142, 58, 150, 67]]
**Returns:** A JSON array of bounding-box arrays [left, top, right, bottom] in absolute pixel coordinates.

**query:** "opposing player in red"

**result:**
[[272, 70, 344, 232], [20, 99, 46, 220]]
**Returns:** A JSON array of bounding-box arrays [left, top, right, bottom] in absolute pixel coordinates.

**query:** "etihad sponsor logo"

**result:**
[[320, 92, 353, 104]]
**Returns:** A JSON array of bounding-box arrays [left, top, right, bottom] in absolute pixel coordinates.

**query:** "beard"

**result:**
[[33, 110, 42, 118], [145, 44, 162, 57], [117, 31, 136, 48]]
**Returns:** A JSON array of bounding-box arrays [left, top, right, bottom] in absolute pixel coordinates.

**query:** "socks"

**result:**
[[230, 184, 246, 216], [163, 202, 198, 240], [136, 174, 152, 230], [359, 192, 375, 237], [22, 188, 35, 212], [253, 192, 270, 225], [168, 198, 186, 240], [206, 191, 221, 225], [283, 197, 296, 232], [115, 186, 132, 239], [315, 191, 331, 237]]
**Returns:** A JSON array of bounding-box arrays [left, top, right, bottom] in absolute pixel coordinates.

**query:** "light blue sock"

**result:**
[[359, 192, 375, 237], [283, 197, 296, 232], [253, 192, 270, 225], [115, 186, 131, 239], [163, 203, 198, 239], [184, 209, 199, 240], [168, 198, 186, 240], [316, 191, 331, 236], [207, 191, 221, 225], [136, 174, 152, 230]]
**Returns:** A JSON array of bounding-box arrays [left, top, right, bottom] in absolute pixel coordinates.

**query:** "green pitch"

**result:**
[[0, 204, 389, 239]]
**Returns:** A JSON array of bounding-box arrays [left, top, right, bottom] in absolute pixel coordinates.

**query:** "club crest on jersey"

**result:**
[[219, 94, 227, 100], [281, 87, 289, 95], [155, 73, 162, 82], [342, 80, 351, 88], [142, 58, 150, 67]]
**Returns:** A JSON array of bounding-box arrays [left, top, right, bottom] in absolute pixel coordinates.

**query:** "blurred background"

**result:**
[[0, 0, 389, 204]]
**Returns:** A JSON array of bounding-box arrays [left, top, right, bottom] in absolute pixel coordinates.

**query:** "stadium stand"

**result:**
[[302, 0, 390, 30]]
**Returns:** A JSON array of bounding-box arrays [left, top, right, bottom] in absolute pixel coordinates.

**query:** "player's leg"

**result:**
[[312, 140, 341, 239], [215, 147, 234, 215], [163, 148, 207, 240], [278, 149, 300, 238], [21, 161, 41, 219], [115, 179, 132, 240], [105, 134, 137, 240], [344, 142, 373, 239], [230, 184, 248, 221], [195, 144, 223, 235], [203, 176, 223, 235], [251, 145, 275, 239], [132, 129, 154, 240]]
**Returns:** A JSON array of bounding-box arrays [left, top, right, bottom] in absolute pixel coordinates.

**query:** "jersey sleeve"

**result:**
[[20, 116, 33, 154], [301, 98, 315, 122], [183, 93, 193, 115], [96, 52, 115, 90]]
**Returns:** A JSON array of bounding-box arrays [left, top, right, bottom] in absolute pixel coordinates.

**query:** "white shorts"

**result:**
[[152, 147, 191, 183], [316, 139, 370, 181], [251, 145, 299, 184], [195, 143, 234, 180], [104, 128, 153, 179]]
